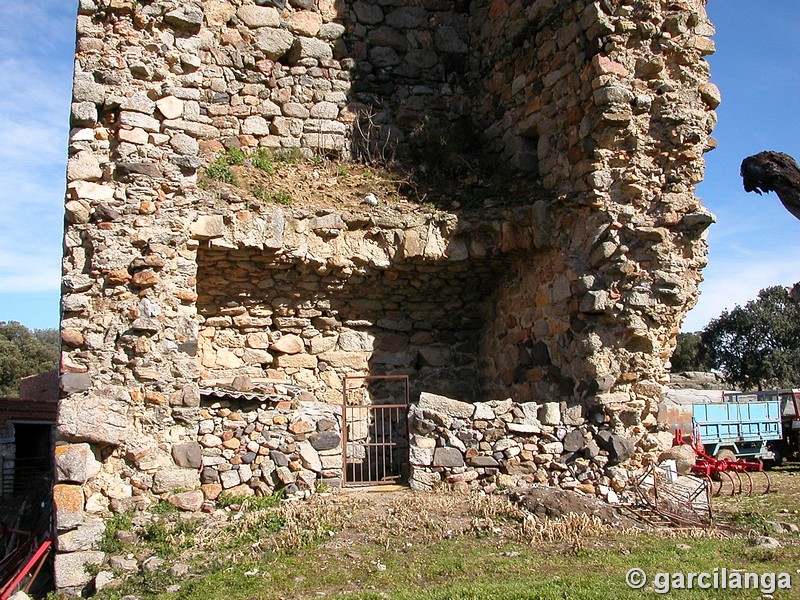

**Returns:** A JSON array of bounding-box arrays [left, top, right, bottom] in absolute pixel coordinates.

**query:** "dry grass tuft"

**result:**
[[367, 490, 550, 547], [193, 495, 358, 559], [519, 513, 612, 544], [269, 497, 355, 551], [190, 515, 230, 550], [185, 487, 733, 567], [468, 492, 526, 521], [373, 491, 470, 546], [654, 526, 734, 540]]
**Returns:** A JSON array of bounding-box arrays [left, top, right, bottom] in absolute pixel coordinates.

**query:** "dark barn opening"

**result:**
[[13, 423, 53, 494]]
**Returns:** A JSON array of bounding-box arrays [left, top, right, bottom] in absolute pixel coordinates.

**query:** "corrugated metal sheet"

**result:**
[[199, 384, 303, 403]]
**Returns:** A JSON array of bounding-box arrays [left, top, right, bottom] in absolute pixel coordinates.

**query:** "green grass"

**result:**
[[223, 147, 246, 165], [273, 148, 303, 164], [109, 534, 800, 599], [215, 492, 287, 547], [94, 519, 800, 600], [249, 147, 304, 176], [727, 510, 774, 534], [715, 467, 800, 530], [142, 518, 201, 558], [136, 568, 180, 597], [204, 156, 236, 184], [92, 471, 800, 599], [98, 512, 133, 553], [217, 489, 285, 510], [202, 148, 248, 184], [149, 500, 180, 515], [251, 148, 276, 174], [252, 187, 292, 205], [222, 511, 285, 548]]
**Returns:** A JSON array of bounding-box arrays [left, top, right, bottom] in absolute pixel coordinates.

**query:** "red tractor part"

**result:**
[[673, 428, 771, 496], [0, 526, 52, 600]]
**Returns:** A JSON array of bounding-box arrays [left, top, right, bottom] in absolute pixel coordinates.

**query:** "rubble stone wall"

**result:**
[[407, 391, 674, 499], [57, 0, 717, 592], [176, 394, 343, 502], [192, 206, 539, 403]]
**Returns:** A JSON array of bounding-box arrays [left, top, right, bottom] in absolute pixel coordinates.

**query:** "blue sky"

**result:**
[[0, 1, 798, 332], [689, 1, 800, 331], [0, 2, 76, 331]]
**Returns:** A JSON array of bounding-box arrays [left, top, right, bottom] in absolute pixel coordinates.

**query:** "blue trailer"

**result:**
[[691, 397, 782, 461]]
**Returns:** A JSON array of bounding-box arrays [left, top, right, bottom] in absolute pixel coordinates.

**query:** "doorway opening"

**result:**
[[12, 423, 53, 495], [342, 375, 409, 486]]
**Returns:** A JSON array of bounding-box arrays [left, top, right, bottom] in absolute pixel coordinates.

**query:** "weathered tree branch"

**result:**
[[741, 150, 800, 221]]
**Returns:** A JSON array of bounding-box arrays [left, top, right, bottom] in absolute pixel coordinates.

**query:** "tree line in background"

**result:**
[[0, 321, 59, 396], [673, 285, 800, 391]]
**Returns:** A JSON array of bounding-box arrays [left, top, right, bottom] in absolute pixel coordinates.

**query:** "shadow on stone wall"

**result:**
[[334, 0, 546, 212], [195, 241, 514, 403]]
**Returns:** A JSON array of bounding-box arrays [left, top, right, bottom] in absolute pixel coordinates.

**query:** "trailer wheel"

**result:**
[[716, 448, 737, 462]]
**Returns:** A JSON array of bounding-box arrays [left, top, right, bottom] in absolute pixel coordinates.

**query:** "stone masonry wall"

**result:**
[[181, 391, 343, 502], [57, 0, 717, 592], [192, 206, 536, 403], [407, 391, 671, 498], [477, 0, 717, 431]]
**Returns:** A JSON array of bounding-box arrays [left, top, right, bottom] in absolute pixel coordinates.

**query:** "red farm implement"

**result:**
[[0, 526, 52, 600], [673, 428, 772, 497]]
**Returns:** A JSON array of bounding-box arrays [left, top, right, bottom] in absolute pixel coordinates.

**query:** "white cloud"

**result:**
[[0, 58, 71, 116], [0, 248, 61, 293], [686, 175, 800, 331], [0, 2, 76, 62], [683, 253, 800, 332]]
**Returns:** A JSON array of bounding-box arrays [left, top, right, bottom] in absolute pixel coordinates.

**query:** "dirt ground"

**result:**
[[201, 150, 546, 216], [312, 482, 647, 556], [85, 468, 800, 600], [714, 465, 800, 529]]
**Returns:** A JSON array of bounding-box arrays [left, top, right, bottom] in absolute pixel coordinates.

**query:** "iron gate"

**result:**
[[341, 375, 409, 486]]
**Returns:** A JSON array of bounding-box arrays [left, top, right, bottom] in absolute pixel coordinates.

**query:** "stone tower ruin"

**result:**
[[54, 0, 717, 591]]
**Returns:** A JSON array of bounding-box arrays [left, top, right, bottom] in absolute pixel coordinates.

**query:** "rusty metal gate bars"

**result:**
[[624, 463, 718, 529], [341, 375, 410, 486]]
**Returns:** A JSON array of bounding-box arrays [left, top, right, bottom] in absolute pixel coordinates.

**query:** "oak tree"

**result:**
[[700, 286, 800, 390], [0, 321, 59, 396]]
